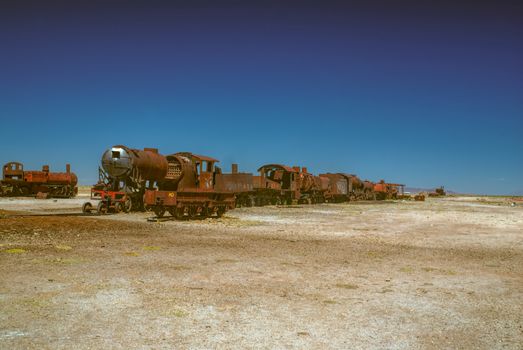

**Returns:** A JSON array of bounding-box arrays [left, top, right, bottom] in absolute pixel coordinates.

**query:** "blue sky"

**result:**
[[0, 0, 521, 194]]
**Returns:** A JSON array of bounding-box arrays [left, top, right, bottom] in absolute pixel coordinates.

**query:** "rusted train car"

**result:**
[[373, 180, 405, 200], [0, 162, 78, 198], [82, 144, 406, 218], [83, 146, 237, 218], [143, 152, 237, 219], [231, 164, 327, 206]]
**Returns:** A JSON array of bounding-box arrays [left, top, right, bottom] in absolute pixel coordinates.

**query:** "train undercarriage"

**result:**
[[144, 190, 235, 219], [0, 182, 77, 198]]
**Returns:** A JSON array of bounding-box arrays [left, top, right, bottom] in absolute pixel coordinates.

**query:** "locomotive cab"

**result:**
[[167, 152, 220, 191], [196, 158, 216, 190], [3, 162, 24, 180], [258, 164, 297, 191]]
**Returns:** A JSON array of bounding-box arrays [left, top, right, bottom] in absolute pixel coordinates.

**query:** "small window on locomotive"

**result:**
[[112, 151, 120, 159]]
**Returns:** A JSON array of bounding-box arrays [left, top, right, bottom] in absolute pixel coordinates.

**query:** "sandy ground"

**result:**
[[0, 195, 522, 349]]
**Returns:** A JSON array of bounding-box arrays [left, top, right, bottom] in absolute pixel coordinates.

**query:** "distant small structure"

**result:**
[[429, 186, 446, 197]]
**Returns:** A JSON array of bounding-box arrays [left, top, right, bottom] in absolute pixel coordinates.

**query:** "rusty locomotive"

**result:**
[[83, 144, 404, 218], [228, 165, 399, 206], [144, 152, 236, 219], [82, 146, 237, 218], [83, 145, 170, 214], [0, 162, 78, 198]]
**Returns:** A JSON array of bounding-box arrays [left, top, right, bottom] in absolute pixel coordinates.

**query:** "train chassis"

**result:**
[[145, 190, 234, 219], [235, 190, 296, 207], [1, 183, 76, 198], [82, 189, 134, 214]]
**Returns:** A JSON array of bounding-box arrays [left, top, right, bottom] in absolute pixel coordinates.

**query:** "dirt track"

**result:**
[[1, 197, 522, 349]]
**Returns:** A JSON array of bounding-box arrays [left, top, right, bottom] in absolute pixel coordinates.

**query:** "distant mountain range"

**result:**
[[403, 187, 523, 196], [404, 187, 457, 194]]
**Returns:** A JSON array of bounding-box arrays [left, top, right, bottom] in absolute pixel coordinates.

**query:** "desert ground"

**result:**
[[1, 192, 522, 349]]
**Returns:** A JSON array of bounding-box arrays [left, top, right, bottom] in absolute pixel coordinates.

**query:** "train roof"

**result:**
[[174, 152, 219, 163], [336, 173, 359, 180], [257, 164, 297, 173]]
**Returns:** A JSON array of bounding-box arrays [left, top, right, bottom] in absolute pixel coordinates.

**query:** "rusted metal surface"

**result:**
[[1, 162, 78, 198], [215, 172, 253, 193], [319, 173, 348, 202]]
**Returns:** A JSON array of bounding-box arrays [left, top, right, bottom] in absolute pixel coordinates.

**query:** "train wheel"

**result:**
[[174, 207, 185, 220], [20, 187, 30, 196], [193, 206, 207, 220], [154, 206, 165, 218], [123, 197, 132, 213], [97, 202, 107, 215], [82, 202, 92, 214], [215, 207, 225, 218], [114, 202, 122, 213]]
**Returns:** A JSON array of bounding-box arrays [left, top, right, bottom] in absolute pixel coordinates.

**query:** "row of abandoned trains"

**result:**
[[1, 145, 405, 219]]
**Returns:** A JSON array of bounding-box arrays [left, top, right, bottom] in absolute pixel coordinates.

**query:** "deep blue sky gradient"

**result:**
[[0, 0, 521, 194]]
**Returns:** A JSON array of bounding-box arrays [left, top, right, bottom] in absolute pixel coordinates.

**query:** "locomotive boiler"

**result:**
[[1, 162, 78, 198], [101, 145, 168, 183], [296, 167, 328, 204], [84, 146, 168, 213]]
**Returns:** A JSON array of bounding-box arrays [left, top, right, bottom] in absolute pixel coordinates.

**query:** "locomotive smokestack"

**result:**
[[302, 167, 308, 173], [231, 164, 238, 174], [42, 165, 49, 172], [66, 164, 71, 174]]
